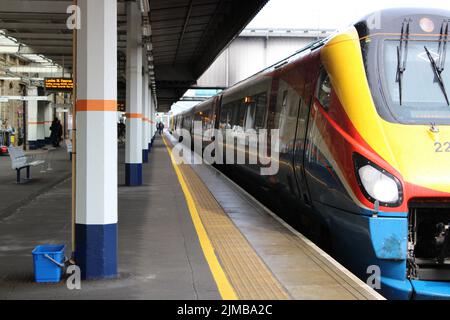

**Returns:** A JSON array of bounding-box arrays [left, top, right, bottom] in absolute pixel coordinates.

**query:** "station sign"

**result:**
[[44, 78, 74, 92]]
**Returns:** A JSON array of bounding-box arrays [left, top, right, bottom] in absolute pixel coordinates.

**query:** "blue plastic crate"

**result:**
[[32, 245, 65, 283]]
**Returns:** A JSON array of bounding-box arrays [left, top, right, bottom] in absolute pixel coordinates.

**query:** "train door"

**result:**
[[292, 94, 312, 206]]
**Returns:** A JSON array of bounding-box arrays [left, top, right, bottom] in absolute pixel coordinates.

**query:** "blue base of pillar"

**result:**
[[125, 163, 142, 186], [75, 223, 117, 280], [28, 140, 39, 150], [44, 137, 51, 145], [142, 149, 149, 163], [37, 139, 45, 148]]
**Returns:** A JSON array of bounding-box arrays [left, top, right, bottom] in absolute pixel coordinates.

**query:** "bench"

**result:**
[[7, 147, 46, 183]]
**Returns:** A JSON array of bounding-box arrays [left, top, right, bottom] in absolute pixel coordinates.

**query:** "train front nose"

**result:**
[[371, 124, 450, 298]]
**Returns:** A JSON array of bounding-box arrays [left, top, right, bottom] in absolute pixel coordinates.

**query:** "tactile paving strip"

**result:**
[[177, 163, 291, 300]]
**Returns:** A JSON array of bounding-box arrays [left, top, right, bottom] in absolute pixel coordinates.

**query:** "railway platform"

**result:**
[[0, 146, 71, 220], [0, 134, 383, 300]]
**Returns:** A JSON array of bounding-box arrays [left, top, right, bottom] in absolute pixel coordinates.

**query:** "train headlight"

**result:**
[[354, 153, 403, 207], [358, 165, 399, 202]]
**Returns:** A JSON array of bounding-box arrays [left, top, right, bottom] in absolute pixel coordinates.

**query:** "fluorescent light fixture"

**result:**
[[0, 32, 60, 70], [8, 65, 61, 73], [0, 45, 19, 54], [143, 25, 152, 37], [0, 76, 21, 81], [0, 33, 20, 53], [140, 0, 150, 14], [20, 54, 52, 64]]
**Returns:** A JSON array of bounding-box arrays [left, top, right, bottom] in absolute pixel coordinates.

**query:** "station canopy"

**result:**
[[0, 0, 268, 111]]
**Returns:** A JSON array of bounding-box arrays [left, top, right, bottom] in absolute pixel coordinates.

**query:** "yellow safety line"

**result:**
[[162, 137, 238, 300]]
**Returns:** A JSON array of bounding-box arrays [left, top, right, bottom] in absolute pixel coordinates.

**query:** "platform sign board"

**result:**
[[44, 78, 74, 92]]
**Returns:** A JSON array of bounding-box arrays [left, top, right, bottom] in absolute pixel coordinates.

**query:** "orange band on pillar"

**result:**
[[125, 113, 143, 118], [28, 121, 45, 125], [76, 100, 117, 112]]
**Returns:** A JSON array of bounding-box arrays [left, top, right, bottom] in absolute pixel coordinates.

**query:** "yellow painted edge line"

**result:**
[[162, 136, 238, 300]]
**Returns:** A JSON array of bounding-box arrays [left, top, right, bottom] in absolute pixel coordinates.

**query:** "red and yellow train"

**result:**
[[170, 8, 450, 299]]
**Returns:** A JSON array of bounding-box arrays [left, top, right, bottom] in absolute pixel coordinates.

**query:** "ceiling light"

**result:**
[[8, 65, 61, 73], [140, 0, 150, 14]]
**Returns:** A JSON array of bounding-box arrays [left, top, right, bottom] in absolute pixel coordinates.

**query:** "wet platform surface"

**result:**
[[0, 138, 219, 299], [0, 146, 71, 220], [0, 135, 383, 300]]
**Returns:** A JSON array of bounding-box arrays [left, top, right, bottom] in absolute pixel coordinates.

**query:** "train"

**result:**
[[169, 8, 450, 299]]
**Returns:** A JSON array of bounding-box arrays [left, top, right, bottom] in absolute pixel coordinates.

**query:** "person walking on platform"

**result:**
[[50, 118, 63, 147], [158, 122, 164, 135]]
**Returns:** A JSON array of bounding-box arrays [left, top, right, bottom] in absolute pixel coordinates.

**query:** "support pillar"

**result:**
[[142, 54, 149, 163], [152, 96, 156, 139], [150, 94, 155, 147], [37, 97, 45, 148], [44, 100, 53, 144], [27, 87, 38, 150], [75, 0, 118, 280], [147, 87, 152, 152], [125, 1, 143, 185]]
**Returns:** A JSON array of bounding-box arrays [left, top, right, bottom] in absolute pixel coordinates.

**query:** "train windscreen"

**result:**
[[381, 39, 450, 124]]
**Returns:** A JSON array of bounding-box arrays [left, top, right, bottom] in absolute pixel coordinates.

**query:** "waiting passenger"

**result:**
[[158, 122, 164, 135], [50, 118, 63, 147]]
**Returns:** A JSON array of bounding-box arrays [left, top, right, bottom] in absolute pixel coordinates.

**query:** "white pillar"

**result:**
[[150, 93, 155, 143], [27, 87, 38, 149], [44, 101, 53, 144], [142, 53, 149, 162], [147, 83, 152, 152], [125, 1, 143, 185], [75, 0, 118, 280], [37, 100, 45, 147], [153, 96, 157, 137]]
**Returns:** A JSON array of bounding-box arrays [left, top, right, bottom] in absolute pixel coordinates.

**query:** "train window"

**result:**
[[219, 105, 227, 129], [235, 102, 246, 129], [254, 93, 267, 129], [244, 93, 267, 130], [288, 95, 300, 118], [317, 69, 332, 110], [280, 90, 289, 126], [219, 104, 227, 128], [219, 103, 233, 129], [186, 116, 192, 131], [245, 102, 256, 130], [282, 90, 288, 108], [272, 90, 287, 129], [203, 110, 213, 130]]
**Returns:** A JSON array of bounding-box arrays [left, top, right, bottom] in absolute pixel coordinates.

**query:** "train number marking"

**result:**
[[434, 142, 450, 153]]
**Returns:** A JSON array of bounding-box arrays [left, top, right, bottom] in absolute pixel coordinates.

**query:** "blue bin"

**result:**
[[32, 245, 65, 283]]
